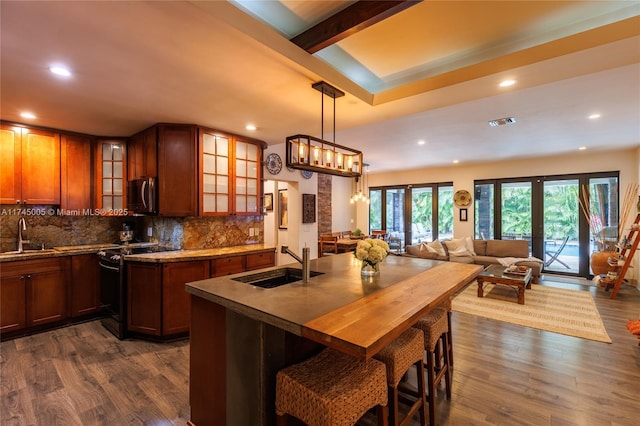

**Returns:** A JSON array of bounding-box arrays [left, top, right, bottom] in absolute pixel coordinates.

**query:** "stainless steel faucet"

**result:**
[[18, 217, 30, 253], [281, 245, 311, 284]]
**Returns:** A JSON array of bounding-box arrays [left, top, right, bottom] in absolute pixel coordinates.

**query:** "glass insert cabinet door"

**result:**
[[200, 131, 261, 215], [234, 140, 259, 214], [97, 140, 125, 211], [201, 132, 230, 214]]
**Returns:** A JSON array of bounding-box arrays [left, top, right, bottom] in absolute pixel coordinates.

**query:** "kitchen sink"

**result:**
[[232, 267, 324, 289]]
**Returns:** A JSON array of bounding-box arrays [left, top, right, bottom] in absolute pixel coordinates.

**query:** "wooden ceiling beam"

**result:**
[[291, 0, 422, 54]]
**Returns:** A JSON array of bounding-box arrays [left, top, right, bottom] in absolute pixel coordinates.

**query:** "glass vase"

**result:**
[[361, 262, 379, 277]]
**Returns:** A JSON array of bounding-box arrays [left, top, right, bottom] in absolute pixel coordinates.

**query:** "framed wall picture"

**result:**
[[459, 208, 468, 222], [302, 193, 316, 223], [264, 193, 273, 212], [278, 189, 288, 229]]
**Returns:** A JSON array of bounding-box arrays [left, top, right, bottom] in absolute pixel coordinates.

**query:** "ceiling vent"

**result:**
[[488, 117, 516, 127]]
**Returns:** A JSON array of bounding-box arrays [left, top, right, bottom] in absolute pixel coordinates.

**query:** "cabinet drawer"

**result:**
[[212, 256, 245, 277], [246, 252, 275, 271]]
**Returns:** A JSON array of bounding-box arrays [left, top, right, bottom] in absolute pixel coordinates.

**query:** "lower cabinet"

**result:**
[[128, 260, 210, 337], [0, 273, 26, 333], [127, 250, 275, 339], [69, 254, 101, 317], [0, 258, 67, 334]]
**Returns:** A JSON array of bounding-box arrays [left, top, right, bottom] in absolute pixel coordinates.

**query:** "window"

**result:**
[[368, 182, 453, 250], [475, 172, 619, 278]]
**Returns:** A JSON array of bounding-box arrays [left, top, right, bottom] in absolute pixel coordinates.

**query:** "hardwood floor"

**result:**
[[1, 276, 639, 426]]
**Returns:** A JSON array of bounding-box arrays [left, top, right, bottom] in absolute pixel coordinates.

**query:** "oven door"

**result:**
[[99, 258, 123, 319]]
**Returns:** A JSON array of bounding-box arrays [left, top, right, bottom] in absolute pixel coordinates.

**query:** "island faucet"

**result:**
[[18, 217, 30, 253], [281, 245, 311, 284]]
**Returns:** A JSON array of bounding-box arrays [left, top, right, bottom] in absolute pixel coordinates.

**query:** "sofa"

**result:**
[[404, 237, 543, 283]]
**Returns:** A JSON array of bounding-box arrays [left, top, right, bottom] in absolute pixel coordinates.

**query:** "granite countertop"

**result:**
[[123, 244, 276, 263], [0, 242, 275, 263]]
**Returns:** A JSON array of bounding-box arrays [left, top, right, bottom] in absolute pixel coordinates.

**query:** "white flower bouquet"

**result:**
[[355, 238, 390, 273]]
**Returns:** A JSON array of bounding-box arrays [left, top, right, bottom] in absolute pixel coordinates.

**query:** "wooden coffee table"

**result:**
[[476, 264, 533, 305]]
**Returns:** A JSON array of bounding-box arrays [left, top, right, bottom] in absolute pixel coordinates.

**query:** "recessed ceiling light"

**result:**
[[245, 124, 256, 131], [417, 140, 425, 145], [578, 146, 587, 151], [20, 112, 36, 119], [49, 65, 72, 77], [588, 113, 601, 120], [488, 117, 516, 127], [452, 160, 459, 164], [499, 79, 516, 88]]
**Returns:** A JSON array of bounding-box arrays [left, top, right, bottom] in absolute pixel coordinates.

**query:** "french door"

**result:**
[[475, 172, 619, 278], [369, 183, 453, 251]]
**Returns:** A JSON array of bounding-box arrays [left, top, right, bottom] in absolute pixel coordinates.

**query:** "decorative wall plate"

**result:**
[[301, 170, 313, 179], [454, 189, 472, 207], [266, 153, 282, 175]]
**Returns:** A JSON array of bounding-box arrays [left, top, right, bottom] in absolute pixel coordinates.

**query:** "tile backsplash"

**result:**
[[1, 206, 264, 252]]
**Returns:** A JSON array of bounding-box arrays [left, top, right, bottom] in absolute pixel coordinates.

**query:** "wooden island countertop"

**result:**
[[185, 253, 482, 426]]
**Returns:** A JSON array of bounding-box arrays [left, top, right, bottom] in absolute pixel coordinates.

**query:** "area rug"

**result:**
[[452, 283, 612, 343]]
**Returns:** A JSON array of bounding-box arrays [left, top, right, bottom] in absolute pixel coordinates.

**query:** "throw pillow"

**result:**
[[420, 240, 446, 257], [443, 237, 475, 257]]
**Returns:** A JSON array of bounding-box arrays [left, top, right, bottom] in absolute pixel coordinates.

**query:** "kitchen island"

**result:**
[[185, 253, 482, 426]]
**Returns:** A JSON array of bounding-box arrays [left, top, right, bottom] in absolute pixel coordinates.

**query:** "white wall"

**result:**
[[332, 176, 357, 233], [263, 144, 319, 263]]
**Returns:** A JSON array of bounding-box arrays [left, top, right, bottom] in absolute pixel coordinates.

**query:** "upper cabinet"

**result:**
[[0, 124, 60, 205], [95, 139, 127, 211], [61, 133, 94, 210], [157, 124, 197, 217], [199, 128, 263, 216], [128, 126, 157, 180]]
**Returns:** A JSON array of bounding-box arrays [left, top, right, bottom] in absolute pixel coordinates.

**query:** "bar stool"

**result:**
[[275, 347, 389, 426], [442, 298, 454, 367], [374, 328, 427, 426], [414, 307, 451, 426]]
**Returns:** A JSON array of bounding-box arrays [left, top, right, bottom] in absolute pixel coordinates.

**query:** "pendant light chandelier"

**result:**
[[350, 163, 370, 204], [286, 81, 363, 178]]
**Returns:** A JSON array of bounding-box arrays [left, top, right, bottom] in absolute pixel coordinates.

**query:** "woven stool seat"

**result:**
[[414, 307, 451, 426], [276, 348, 388, 426], [374, 328, 427, 426], [414, 307, 448, 351]]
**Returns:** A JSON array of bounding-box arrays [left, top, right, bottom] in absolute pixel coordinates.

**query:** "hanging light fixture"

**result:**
[[286, 81, 363, 178], [350, 163, 370, 204]]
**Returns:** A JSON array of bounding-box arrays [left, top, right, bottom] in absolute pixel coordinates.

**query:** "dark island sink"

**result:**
[[232, 267, 324, 289]]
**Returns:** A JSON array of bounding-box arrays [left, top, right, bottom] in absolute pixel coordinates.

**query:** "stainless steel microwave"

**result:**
[[128, 177, 157, 214]]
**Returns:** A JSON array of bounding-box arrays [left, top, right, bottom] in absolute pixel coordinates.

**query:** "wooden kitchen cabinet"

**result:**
[[127, 260, 209, 338], [212, 255, 246, 277], [69, 254, 101, 317], [0, 258, 67, 333], [0, 123, 61, 205], [61, 133, 94, 210], [157, 124, 198, 216], [211, 250, 276, 277], [128, 263, 162, 336], [246, 251, 276, 271], [199, 128, 265, 216], [128, 126, 157, 180], [95, 139, 127, 212], [162, 261, 210, 335], [0, 274, 26, 333]]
